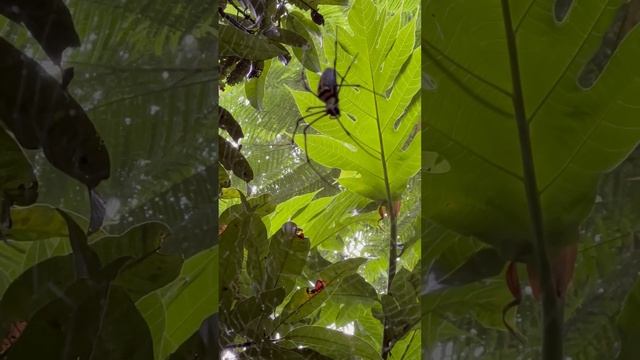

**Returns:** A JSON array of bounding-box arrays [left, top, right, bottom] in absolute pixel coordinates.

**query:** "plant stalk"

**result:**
[[500, 1, 563, 359], [369, 59, 398, 360]]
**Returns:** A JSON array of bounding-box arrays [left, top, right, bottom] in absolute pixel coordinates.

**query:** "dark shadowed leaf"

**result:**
[[0, 0, 80, 64], [7, 281, 153, 359], [169, 314, 217, 360], [0, 37, 110, 190], [0, 129, 37, 207], [219, 106, 244, 142], [617, 276, 640, 359], [57, 208, 101, 279], [218, 135, 254, 182]]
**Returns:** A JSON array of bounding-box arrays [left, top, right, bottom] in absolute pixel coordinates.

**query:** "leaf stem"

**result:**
[[368, 50, 398, 360], [500, 1, 563, 359]]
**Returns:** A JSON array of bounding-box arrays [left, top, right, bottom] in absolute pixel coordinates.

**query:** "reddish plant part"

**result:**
[[503, 262, 526, 343], [306, 279, 326, 296], [526, 243, 578, 301], [378, 200, 402, 222], [0, 320, 27, 355]]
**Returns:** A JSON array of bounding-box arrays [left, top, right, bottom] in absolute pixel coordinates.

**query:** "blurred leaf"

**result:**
[[5, 206, 68, 241], [0, 0, 80, 64], [7, 281, 153, 359], [169, 314, 217, 360], [57, 208, 101, 279], [423, 278, 512, 331], [422, 313, 464, 349], [146, 246, 217, 359], [0, 255, 75, 332], [0, 36, 110, 190], [617, 275, 640, 359], [424, 0, 640, 262], [0, 129, 37, 210]]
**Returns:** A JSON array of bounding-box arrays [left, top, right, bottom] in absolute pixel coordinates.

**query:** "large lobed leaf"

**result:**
[[290, 0, 420, 201], [424, 0, 640, 260]]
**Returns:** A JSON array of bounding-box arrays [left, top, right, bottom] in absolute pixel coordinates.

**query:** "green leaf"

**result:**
[[135, 293, 165, 359], [265, 222, 310, 294], [245, 60, 272, 111], [7, 281, 153, 359], [220, 24, 289, 61], [617, 276, 640, 359], [283, 325, 381, 360], [143, 246, 217, 360], [316, 257, 367, 281], [0, 129, 37, 208], [224, 287, 285, 340], [422, 278, 513, 331], [290, 0, 421, 201], [424, 221, 505, 285], [294, 191, 370, 247], [264, 189, 321, 236], [279, 287, 330, 325], [4, 205, 68, 241], [265, 28, 309, 48], [112, 252, 183, 302], [279, 258, 368, 324], [57, 208, 102, 279], [169, 314, 216, 360], [244, 214, 270, 292], [389, 328, 420, 360], [424, 0, 640, 260], [374, 267, 420, 344], [285, 11, 322, 72], [423, 313, 464, 349], [0, 255, 75, 332]]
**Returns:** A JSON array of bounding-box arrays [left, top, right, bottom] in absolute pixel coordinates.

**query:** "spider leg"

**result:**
[[338, 83, 386, 98], [337, 52, 357, 94], [306, 105, 325, 112], [333, 115, 380, 158], [300, 114, 338, 188], [291, 110, 326, 145]]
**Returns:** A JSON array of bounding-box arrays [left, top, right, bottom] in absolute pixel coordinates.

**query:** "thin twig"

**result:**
[[500, 1, 563, 359]]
